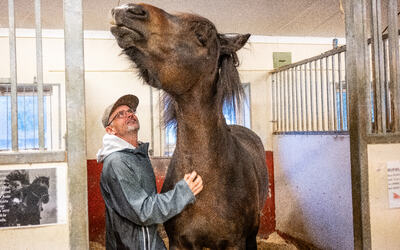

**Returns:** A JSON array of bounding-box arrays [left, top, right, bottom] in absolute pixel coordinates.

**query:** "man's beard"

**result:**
[[127, 125, 139, 132]]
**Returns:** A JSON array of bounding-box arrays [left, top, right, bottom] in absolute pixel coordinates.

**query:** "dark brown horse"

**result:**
[[111, 4, 268, 249], [0, 176, 49, 226]]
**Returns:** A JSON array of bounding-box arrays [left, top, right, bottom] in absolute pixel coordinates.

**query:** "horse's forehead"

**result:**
[[178, 13, 215, 27]]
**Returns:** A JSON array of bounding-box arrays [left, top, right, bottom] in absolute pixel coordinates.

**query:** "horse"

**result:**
[[0, 176, 49, 226], [111, 4, 268, 249]]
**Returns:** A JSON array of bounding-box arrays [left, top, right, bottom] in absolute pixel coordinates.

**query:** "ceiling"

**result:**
[[0, 0, 349, 37]]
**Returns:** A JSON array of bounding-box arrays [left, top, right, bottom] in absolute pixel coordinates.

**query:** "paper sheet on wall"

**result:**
[[0, 165, 67, 229], [387, 161, 400, 209]]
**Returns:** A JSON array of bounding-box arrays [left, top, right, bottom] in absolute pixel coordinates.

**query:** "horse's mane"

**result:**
[[162, 39, 244, 128], [32, 176, 49, 187]]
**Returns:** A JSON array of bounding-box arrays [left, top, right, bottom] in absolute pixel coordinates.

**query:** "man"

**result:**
[[0, 170, 30, 227], [97, 94, 203, 250]]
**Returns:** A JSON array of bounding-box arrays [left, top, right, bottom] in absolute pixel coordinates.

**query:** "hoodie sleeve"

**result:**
[[102, 157, 195, 226]]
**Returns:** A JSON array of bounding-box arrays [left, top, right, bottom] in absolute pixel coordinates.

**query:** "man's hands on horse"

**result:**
[[184, 171, 203, 196]]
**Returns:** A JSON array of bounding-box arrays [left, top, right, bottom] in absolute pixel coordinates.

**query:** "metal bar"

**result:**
[[283, 70, 288, 131], [300, 65, 305, 130], [320, 58, 325, 131], [326, 56, 331, 130], [273, 131, 349, 136], [0, 151, 66, 164], [366, 133, 400, 144], [158, 90, 162, 156], [339, 52, 344, 131], [279, 71, 283, 132], [23, 86, 26, 149], [35, 0, 45, 150], [50, 93, 53, 149], [345, 51, 351, 131], [8, 0, 18, 151], [277, 72, 281, 131], [295, 66, 300, 131], [304, 63, 309, 131], [315, 60, 320, 131], [6, 86, 10, 149], [309, 62, 314, 131], [388, 0, 400, 132], [289, 69, 293, 131], [332, 55, 337, 131], [345, 0, 372, 248], [276, 73, 279, 131], [64, 0, 89, 248], [272, 74, 276, 132], [286, 70, 290, 131], [58, 84, 62, 149], [291, 68, 297, 131], [383, 39, 391, 131], [287, 70, 292, 131], [377, 0, 386, 133], [370, 0, 385, 133], [287, 70, 291, 131], [33, 88, 37, 147]]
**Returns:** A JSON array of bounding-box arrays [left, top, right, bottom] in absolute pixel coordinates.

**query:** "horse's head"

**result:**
[[29, 176, 50, 205], [110, 3, 249, 98]]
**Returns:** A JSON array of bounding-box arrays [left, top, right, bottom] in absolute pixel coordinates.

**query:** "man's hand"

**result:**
[[184, 171, 203, 196]]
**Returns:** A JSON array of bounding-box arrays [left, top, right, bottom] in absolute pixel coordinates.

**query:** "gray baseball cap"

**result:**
[[102, 94, 139, 128]]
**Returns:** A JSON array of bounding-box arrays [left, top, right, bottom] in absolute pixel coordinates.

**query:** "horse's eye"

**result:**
[[195, 33, 207, 46]]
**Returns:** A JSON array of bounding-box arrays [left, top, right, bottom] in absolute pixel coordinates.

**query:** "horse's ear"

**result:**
[[219, 33, 250, 55]]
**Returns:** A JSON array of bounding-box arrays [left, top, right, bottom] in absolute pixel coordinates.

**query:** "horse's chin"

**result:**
[[139, 68, 162, 89], [111, 25, 144, 49], [123, 47, 162, 89]]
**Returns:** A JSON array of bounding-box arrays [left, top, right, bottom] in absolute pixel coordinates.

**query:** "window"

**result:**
[[0, 84, 62, 151], [164, 83, 251, 156]]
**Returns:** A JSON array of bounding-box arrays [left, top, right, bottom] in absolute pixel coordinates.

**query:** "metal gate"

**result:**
[[2, 0, 88, 249], [345, 0, 399, 249]]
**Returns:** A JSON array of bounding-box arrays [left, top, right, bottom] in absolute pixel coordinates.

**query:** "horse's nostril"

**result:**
[[111, 8, 115, 17], [127, 5, 148, 19]]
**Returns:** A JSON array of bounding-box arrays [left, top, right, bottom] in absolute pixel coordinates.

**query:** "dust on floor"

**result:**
[[90, 232, 300, 250]]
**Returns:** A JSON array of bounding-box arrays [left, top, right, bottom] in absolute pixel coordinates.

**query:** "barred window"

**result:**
[[0, 83, 62, 151]]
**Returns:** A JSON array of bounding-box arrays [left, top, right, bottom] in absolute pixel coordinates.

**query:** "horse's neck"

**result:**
[[174, 96, 228, 167]]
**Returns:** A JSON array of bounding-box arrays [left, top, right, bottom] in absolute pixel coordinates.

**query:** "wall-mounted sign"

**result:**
[[0, 167, 58, 228], [387, 161, 400, 209]]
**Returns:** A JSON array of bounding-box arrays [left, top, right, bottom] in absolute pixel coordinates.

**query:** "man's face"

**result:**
[[106, 105, 140, 136], [9, 180, 22, 192]]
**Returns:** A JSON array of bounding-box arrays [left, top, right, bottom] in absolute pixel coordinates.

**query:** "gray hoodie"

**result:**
[[97, 134, 195, 250]]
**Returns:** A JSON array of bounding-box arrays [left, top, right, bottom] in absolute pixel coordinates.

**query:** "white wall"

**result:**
[[273, 134, 354, 250], [368, 143, 400, 250]]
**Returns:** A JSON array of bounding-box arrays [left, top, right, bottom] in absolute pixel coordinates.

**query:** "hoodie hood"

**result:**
[[96, 134, 136, 163]]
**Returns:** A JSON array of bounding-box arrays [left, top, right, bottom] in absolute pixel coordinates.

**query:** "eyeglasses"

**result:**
[[107, 108, 136, 126]]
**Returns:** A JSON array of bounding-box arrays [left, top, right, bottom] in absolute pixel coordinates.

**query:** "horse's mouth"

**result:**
[[110, 24, 144, 48]]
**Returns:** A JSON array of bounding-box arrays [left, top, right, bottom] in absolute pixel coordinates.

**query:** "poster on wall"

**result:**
[[387, 161, 400, 209], [0, 167, 57, 228]]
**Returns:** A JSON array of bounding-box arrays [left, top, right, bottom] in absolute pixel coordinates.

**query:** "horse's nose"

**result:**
[[126, 4, 148, 20], [112, 4, 148, 20]]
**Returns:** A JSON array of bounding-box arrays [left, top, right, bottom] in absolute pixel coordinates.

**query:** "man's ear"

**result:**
[[105, 126, 115, 135], [219, 33, 250, 55]]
